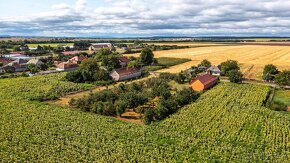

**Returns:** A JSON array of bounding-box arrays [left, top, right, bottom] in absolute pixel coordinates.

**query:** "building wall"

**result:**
[[110, 71, 120, 81], [119, 72, 142, 81], [191, 80, 205, 91]]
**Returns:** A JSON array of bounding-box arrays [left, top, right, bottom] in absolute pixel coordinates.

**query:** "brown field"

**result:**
[[126, 45, 290, 79]]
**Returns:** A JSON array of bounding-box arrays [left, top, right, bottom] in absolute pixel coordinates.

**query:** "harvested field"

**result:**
[[126, 45, 290, 79]]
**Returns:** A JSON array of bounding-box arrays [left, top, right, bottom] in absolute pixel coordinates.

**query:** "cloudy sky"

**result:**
[[0, 0, 290, 37]]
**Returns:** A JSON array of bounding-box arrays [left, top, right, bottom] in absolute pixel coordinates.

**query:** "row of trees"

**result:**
[[263, 64, 289, 86]]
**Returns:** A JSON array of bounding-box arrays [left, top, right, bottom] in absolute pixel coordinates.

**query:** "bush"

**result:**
[[270, 101, 287, 111], [143, 109, 155, 125], [115, 101, 127, 115], [275, 70, 290, 86], [228, 70, 243, 83]]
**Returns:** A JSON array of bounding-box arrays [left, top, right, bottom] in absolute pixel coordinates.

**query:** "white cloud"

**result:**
[[1, 0, 290, 37]]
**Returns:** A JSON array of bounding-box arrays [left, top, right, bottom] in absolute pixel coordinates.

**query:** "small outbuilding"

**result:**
[[190, 74, 217, 91], [207, 65, 222, 76], [110, 67, 141, 81]]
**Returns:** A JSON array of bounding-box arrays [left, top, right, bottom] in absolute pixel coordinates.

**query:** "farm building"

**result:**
[[56, 61, 79, 71], [110, 67, 142, 81], [27, 58, 44, 65], [68, 56, 88, 64], [89, 43, 113, 51], [0, 58, 28, 72], [190, 74, 217, 91], [117, 56, 130, 68], [207, 66, 222, 76]]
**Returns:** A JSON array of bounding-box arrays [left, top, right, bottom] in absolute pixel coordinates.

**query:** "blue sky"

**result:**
[[1, 0, 290, 37]]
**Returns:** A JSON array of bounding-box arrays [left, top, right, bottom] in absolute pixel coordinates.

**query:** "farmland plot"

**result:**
[[0, 74, 289, 162], [126, 45, 290, 79]]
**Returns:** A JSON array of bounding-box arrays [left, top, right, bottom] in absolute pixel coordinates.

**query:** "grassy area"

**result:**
[[27, 43, 74, 48], [144, 57, 191, 71], [168, 80, 189, 91], [273, 89, 290, 106]]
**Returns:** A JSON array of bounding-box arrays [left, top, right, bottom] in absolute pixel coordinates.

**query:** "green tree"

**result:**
[[220, 60, 240, 76], [140, 47, 154, 65], [144, 109, 155, 125], [228, 70, 243, 83], [262, 64, 279, 81], [275, 70, 290, 86], [27, 64, 39, 74], [198, 59, 211, 68]]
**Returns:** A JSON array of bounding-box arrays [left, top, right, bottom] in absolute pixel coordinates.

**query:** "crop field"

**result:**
[[27, 43, 74, 48], [0, 74, 289, 161], [126, 45, 290, 79]]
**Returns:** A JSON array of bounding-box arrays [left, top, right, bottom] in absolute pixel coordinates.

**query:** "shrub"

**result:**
[[228, 70, 243, 83], [143, 109, 155, 125]]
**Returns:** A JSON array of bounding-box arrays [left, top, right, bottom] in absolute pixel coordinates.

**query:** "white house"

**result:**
[[89, 43, 113, 51], [110, 67, 141, 81], [207, 66, 222, 76]]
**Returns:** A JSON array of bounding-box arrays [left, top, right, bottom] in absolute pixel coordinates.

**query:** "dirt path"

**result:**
[[48, 75, 156, 106]]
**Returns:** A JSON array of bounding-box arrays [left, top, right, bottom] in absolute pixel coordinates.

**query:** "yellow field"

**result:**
[[126, 45, 290, 79]]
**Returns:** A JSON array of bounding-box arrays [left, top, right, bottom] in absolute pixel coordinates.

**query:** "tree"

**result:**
[[228, 70, 243, 83], [128, 61, 139, 68], [152, 81, 171, 100], [220, 60, 240, 76], [275, 70, 290, 86], [13, 46, 21, 52], [115, 101, 127, 116], [27, 64, 39, 74], [0, 62, 3, 67], [144, 109, 155, 125], [140, 47, 154, 65], [101, 55, 120, 71], [262, 64, 279, 81], [198, 59, 211, 68], [74, 41, 91, 50]]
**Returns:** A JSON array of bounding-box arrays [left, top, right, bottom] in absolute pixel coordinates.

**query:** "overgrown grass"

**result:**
[[144, 57, 191, 71], [273, 89, 290, 106]]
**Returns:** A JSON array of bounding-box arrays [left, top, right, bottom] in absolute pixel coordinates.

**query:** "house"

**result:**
[[61, 51, 82, 55], [207, 65, 222, 76], [117, 56, 130, 68], [89, 43, 113, 51], [0, 58, 14, 65], [110, 67, 142, 81], [27, 58, 44, 65], [56, 61, 79, 71], [190, 74, 217, 91], [68, 56, 88, 64], [2, 58, 29, 72]]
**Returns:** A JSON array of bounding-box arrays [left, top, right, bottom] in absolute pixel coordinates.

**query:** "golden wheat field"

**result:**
[[126, 45, 290, 79]]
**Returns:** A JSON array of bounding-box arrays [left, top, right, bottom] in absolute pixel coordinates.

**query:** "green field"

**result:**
[[274, 89, 290, 106], [0, 74, 289, 162], [144, 57, 191, 71], [27, 43, 74, 48]]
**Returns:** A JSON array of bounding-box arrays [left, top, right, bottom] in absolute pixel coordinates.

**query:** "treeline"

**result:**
[[69, 76, 200, 124]]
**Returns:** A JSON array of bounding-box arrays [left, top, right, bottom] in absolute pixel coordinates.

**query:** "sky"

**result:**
[[1, 0, 290, 37]]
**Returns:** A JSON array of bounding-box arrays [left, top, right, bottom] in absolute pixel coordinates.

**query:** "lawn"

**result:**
[[144, 57, 191, 71], [273, 89, 290, 106], [27, 43, 74, 48]]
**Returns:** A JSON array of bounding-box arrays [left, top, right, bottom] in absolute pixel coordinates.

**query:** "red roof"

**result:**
[[191, 74, 217, 85], [69, 56, 88, 62], [115, 67, 141, 77], [0, 58, 13, 65], [117, 56, 130, 63]]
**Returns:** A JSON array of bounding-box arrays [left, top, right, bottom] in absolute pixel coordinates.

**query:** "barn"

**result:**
[[190, 74, 217, 91], [110, 67, 141, 81]]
